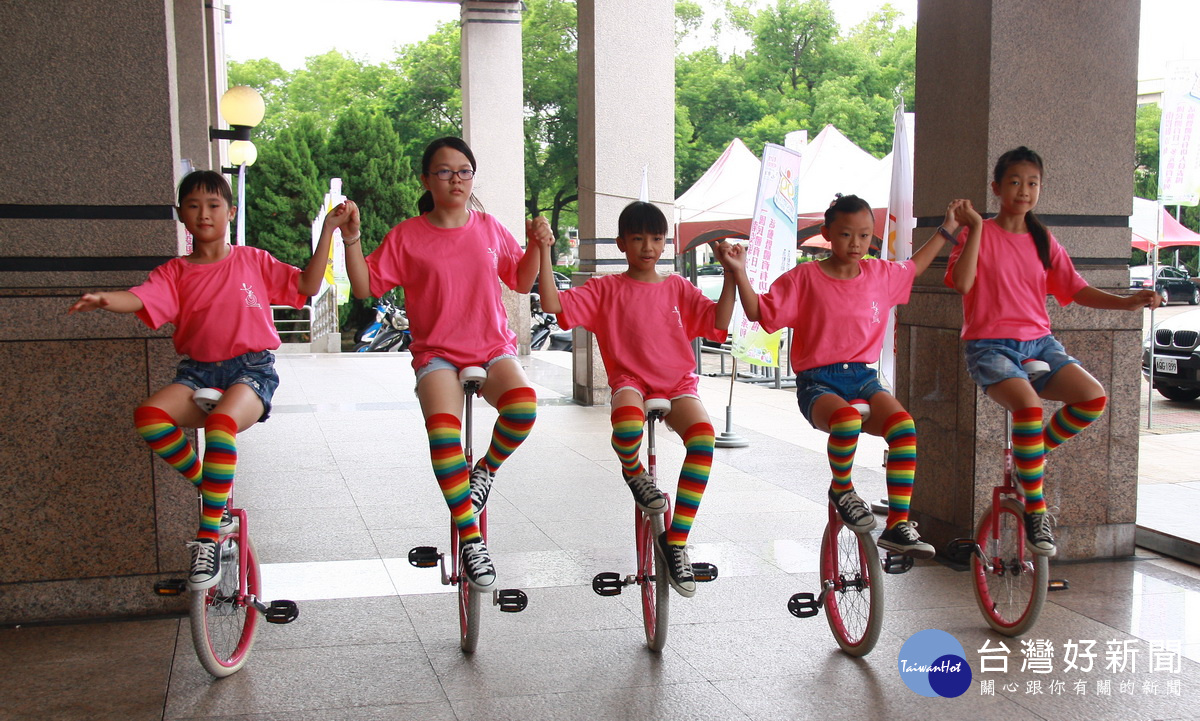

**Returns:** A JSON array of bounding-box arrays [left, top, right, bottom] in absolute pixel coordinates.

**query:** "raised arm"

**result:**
[[518, 217, 552, 294], [300, 201, 353, 296], [535, 223, 563, 315], [333, 201, 371, 300], [713, 242, 736, 330], [68, 291, 143, 315], [949, 199, 984, 295], [715, 241, 760, 322], [908, 198, 972, 275]]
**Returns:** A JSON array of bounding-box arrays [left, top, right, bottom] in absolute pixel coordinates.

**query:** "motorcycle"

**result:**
[[530, 293, 572, 351], [354, 298, 412, 352]]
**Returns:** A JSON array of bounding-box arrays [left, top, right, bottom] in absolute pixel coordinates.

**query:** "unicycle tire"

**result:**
[[190, 534, 261, 677], [458, 566, 481, 653], [971, 498, 1049, 636], [820, 516, 884, 656], [638, 505, 670, 652]]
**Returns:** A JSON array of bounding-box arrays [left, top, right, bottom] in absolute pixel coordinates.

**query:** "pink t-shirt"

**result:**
[[758, 259, 916, 374], [943, 219, 1088, 340], [130, 245, 306, 362], [367, 211, 523, 370], [555, 273, 727, 396]]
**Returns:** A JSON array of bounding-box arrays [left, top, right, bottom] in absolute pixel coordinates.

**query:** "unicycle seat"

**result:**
[[1021, 358, 1051, 382], [459, 366, 487, 392], [193, 387, 224, 413], [849, 398, 871, 422], [644, 397, 672, 419]]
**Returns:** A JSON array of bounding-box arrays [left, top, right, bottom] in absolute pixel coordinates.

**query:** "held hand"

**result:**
[[68, 293, 108, 314], [526, 216, 553, 249], [715, 241, 746, 272], [952, 198, 983, 230], [341, 200, 361, 240], [323, 202, 349, 231]]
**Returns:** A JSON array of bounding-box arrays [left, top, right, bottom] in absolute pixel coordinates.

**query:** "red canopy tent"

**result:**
[[1131, 198, 1200, 250]]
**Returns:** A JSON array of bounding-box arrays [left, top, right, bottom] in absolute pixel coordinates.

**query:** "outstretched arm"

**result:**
[[68, 290, 143, 315], [332, 202, 371, 300], [535, 224, 563, 314], [1074, 286, 1162, 311], [715, 241, 760, 321], [949, 199, 984, 294], [300, 201, 354, 296]]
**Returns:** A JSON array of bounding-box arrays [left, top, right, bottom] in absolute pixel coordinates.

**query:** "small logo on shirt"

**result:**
[[487, 247, 498, 269], [671, 305, 683, 328], [870, 300, 880, 325], [241, 283, 262, 309]]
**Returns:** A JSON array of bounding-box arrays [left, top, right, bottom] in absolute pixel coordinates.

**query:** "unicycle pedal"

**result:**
[[691, 562, 718, 582], [495, 588, 528, 612], [592, 571, 625, 596], [787, 592, 822, 618], [407, 546, 441, 568], [1048, 579, 1069, 592], [944, 538, 978, 564], [154, 579, 188, 596], [263, 600, 300, 624], [883, 552, 914, 574]]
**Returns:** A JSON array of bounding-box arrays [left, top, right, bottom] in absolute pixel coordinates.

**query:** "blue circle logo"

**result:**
[[897, 629, 972, 698]]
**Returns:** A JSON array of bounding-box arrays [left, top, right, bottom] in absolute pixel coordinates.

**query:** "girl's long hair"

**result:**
[[994, 146, 1051, 270], [416, 137, 485, 215]]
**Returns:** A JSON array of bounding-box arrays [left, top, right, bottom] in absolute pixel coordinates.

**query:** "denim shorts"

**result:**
[[172, 350, 280, 422], [414, 353, 519, 392], [794, 363, 887, 427], [964, 335, 1080, 392]]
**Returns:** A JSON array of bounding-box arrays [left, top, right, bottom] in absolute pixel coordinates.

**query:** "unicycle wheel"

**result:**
[[971, 498, 1048, 636], [819, 517, 883, 656], [190, 534, 261, 677], [638, 503, 670, 652]]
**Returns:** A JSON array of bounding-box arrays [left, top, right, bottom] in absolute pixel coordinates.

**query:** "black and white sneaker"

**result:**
[[1024, 513, 1057, 557], [626, 472, 667, 514], [877, 521, 935, 559], [186, 538, 222, 590], [829, 488, 877, 533], [655, 532, 696, 598], [469, 461, 495, 514], [460, 539, 497, 591], [218, 508, 237, 536]]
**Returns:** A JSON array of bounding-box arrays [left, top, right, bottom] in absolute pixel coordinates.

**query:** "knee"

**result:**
[[682, 421, 715, 447]]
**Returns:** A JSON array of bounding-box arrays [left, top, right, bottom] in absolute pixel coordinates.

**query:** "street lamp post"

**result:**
[[209, 85, 264, 246]]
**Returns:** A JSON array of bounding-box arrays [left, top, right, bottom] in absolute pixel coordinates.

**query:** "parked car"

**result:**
[[530, 270, 571, 297], [1129, 265, 1199, 305], [1142, 308, 1200, 401], [696, 264, 725, 301]]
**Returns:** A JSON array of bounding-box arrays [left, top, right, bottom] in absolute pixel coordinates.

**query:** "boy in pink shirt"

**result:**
[[537, 201, 735, 597], [69, 170, 331, 589], [720, 194, 957, 559]]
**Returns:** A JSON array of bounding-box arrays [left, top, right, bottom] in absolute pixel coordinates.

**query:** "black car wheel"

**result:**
[[1190, 286, 1199, 306], [1154, 384, 1200, 402]]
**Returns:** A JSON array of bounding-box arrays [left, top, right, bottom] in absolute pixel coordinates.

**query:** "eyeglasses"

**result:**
[[431, 168, 475, 181]]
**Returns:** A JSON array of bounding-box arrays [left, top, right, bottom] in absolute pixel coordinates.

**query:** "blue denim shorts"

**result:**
[[794, 363, 887, 427], [964, 335, 1080, 392], [414, 353, 519, 392], [172, 350, 280, 422]]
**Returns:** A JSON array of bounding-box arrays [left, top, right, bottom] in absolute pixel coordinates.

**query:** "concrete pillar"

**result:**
[[460, 0, 531, 351], [175, 0, 215, 171], [0, 0, 214, 622], [901, 0, 1142, 559], [575, 0, 675, 405]]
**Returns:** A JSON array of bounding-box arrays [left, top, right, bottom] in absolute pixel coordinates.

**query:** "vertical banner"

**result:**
[[730, 143, 801, 367], [311, 178, 351, 305], [1159, 60, 1200, 207], [881, 104, 915, 390]]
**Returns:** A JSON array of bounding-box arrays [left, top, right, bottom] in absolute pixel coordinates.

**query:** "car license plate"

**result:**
[[1155, 356, 1179, 374]]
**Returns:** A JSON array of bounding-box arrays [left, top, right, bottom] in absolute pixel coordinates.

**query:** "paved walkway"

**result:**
[[3, 351, 1199, 720]]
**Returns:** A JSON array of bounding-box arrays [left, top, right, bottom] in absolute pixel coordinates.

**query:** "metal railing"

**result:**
[[271, 285, 339, 351]]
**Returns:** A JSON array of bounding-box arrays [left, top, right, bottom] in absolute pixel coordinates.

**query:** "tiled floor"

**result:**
[[3, 351, 1199, 720]]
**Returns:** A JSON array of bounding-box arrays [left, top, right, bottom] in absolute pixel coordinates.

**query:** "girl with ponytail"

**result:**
[[943, 147, 1160, 558]]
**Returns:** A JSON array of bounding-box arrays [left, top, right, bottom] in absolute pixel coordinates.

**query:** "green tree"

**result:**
[[243, 123, 324, 267], [1136, 103, 1161, 201]]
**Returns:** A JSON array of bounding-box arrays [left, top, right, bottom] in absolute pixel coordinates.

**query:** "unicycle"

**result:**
[[154, 387, 299, 678], [946, 404, 1059, 637], [406, 367, 528, 653], [591, 398, 718, 652], [787, 403, 899, 657]]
